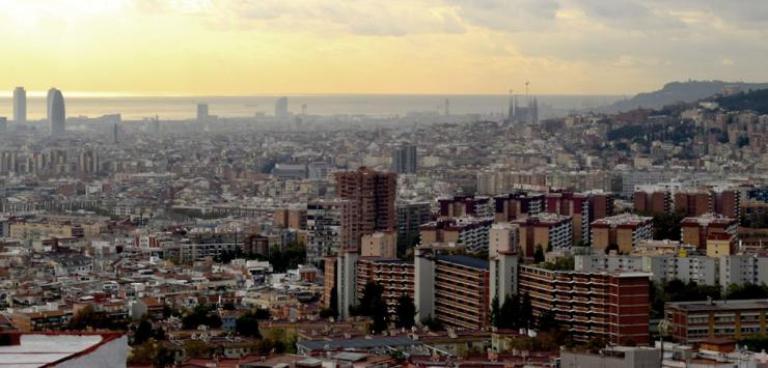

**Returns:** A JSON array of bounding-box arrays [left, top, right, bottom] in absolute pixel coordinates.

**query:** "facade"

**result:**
[[306, 199, 352, 264], [396, 201, 432, 250], [47, 88, 66, 137], [391, 144, 417, 174], [680, 214, 737, 250], [489, 222, 519, 257], [419, 218, 493, 254], [519, 265, 651, 345], [13, 86, 26, 124], [544, 191, 590, 245], [355, 257, 414, 315], [674, 190, 712, 216], [666, 299, 768, 344], [274, 208, 307, 230], [360, 231, 397, 258], [633, 189, 670, 215], [335, 167, 397, 250], [415, 252, 490, 330], [576, 253, 718, 286], [489, 252, 518, 307], [590, 214, 653, 254], [438, 195, 493, 219], [513, 213, 573, 259], [493, 192, 543, 222]]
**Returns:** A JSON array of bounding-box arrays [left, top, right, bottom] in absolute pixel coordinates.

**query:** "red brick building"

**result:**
[[335, 167, 397, 250], [519, 265, 650, 345]]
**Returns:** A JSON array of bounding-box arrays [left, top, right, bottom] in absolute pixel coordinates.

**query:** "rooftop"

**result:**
[[436, 255, 489, 270]]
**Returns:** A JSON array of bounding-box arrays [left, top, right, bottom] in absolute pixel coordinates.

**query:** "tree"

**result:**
[[490, 296, 501, 328], [236, 311, 262, 338], [726, 283, 768, 300], [133, 319, 155, 345], [394, 294, 416, 329], [537, 310, 559, 332], [182, 303, 222, 330], [534, 245, 545, 263], [351, 281, 389, 334], [652, 212, 684, 240], [254, 308, 272, 320], [520, 293, 533, 330], [499, 295, 519, 329]]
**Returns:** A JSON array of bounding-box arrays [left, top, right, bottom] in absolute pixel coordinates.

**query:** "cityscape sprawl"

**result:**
[[4, 85, 768, 367]]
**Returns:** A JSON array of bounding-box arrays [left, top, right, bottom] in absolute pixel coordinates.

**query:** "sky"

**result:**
[[0, 0, 766, 96]]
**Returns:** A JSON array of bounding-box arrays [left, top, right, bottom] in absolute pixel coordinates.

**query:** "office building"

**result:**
[[13, 86, 26, 124], [666, 299, 768, 344], [590, 214, 653, 254], [391, 144, 417, 174], [47, 88, 66, 137], [519, 265, 651, 345], [415, 248, 490, 330], [335, 167, 397, 250]]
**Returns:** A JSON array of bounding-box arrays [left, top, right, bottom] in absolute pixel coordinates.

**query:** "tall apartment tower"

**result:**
[[47, 88, 66, 137], [335, 167, 397, 250], [275, 97, 289, 119], [391, 144, 417, 174], [13, 87, 26, 124], [196, 103, 209, 121]]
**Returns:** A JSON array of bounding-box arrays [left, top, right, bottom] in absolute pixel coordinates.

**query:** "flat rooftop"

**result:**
[[0, 334, 107, 368], [667, 299, 768, 312]]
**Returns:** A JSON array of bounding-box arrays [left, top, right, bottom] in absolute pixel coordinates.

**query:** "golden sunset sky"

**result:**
[[0, 0, 765, 96]]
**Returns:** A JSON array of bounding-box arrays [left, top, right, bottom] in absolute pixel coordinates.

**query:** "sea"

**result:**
[[0, 94, 624, 121]]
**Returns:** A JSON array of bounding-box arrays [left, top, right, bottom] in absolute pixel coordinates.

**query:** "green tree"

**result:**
[[182, 303, 222, 330], [236, 311, 262, 338], [490, 296, 501, 328], [534, 245, 545, 263], [394, 294, 416, 329], [499, 295, 519, 329], [652, 212, 685, 240], [520, 293, 533, 330], [537, 310, 559, 332], [726, 283, 768, 300]]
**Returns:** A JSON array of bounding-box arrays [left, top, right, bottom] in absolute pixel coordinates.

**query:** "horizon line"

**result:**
[[0, 91, 630, 98]]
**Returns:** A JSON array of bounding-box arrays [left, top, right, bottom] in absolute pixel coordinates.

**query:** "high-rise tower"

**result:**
[[47, 88, 66, 137], [13, 87, 26, 124]]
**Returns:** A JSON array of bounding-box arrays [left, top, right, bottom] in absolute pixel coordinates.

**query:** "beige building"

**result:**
[[360, 231, 397, 258]]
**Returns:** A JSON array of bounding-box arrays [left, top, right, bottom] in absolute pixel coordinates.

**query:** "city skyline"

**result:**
[[0, 0, 766, 96]]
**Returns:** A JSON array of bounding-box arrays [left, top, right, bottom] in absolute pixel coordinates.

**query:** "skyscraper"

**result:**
[[196, 103, 209, 121], [391, 144, 417, 174], [47, 88, 66, 137], [335, 167, 397, 250], [13, 87, 26, 124], [275, 96, 288, 119]]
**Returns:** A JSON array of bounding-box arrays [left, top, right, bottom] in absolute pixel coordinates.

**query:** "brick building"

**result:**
[[518, 265, 651, 345]]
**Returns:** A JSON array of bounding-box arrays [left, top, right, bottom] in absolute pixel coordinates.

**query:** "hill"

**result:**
[[603, 80, 768, 113], [715, 88, 768, 114]]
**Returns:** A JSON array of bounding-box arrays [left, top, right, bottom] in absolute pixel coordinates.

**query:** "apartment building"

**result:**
[[355, 257, 414, 315], [419, 218, 493, 254], [590, 214, 653, 254], [415, 249, 490, 330], [680, 214, 737, 250], [519, 265, 651, 345], [666, 299, 768, 344], [513, 213, 573, 259]]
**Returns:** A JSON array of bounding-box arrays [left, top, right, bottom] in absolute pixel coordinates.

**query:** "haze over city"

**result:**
[[1, 0, 767, 96], [2, 1, 768, 368]]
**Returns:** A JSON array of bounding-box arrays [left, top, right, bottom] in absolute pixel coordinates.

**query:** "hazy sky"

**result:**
[[0, 0, 766, 96]]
